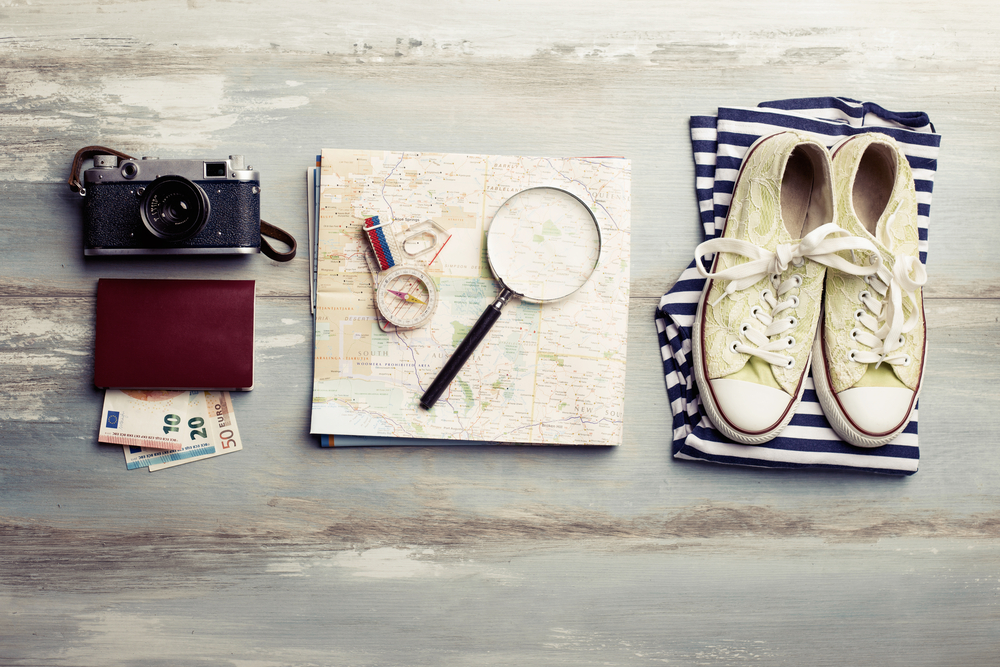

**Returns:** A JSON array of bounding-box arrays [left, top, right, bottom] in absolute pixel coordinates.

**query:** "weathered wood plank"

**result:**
[[2, 295, 998, 531], [2, 530, 999, 666]]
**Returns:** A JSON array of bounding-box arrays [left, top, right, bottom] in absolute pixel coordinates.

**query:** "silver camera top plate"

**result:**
[[85, 155, 259, 184]]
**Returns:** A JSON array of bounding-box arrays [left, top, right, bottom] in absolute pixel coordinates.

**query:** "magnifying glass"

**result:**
[[419, 186, 603, 410]]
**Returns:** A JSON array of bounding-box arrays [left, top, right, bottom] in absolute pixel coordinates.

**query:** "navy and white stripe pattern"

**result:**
[[655, 97, 941, 475]]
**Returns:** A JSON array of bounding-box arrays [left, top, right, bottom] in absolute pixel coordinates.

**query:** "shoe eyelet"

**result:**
[[902, 355, 911, 366], [750, 305, 762, 317], [740, 323, 751, 334], [859, 290, 870, 301], [848, 350, 858, 361], [785, 357, 795, 369], [789, 295, 800, 308], [729, 341, 740, 353], [898, 335, 906, 345], [791, 257, 804, 267], [770, 273, 781, 284], [761, 289, 772, 301], [792, 275, 803, 287], [850, 328, 860, 340], [788, 316, 798, 328], [854, 309, 865, 320], [786, 336, 796, 348]]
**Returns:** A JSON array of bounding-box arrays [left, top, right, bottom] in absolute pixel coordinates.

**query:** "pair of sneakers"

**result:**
[[692, 131, 927, 448]]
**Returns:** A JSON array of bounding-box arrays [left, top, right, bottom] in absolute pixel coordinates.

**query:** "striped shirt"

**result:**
[[655, 97, 941, 475]]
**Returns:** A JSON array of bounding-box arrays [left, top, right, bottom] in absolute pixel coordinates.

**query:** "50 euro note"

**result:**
[[123, 391, 244, 471], [99, 389, 192, 451]]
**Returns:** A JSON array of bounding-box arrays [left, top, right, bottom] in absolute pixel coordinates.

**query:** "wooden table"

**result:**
[[3, 2, 998, 664]]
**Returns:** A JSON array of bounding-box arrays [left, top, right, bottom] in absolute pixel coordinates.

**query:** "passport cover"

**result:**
[[94, 279, 255, 390]]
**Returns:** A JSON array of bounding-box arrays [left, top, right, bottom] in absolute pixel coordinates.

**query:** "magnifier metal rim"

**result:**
[[485, 185, 603, 303]]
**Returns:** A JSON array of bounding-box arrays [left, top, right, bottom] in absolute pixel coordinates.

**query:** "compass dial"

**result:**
[[375, 265, 438, 330]]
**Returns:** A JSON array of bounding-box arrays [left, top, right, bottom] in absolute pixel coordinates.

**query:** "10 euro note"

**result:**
[[99, 389, 192, 451], [123, 391, 244, 471]]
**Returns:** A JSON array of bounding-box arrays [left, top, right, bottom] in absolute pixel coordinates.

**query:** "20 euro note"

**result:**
[[99, 389, 192, 451], [148, 391, 243, 471], [123, 391, 244, 471]]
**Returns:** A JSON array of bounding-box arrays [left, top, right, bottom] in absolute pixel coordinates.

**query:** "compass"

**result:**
[[374, 265, 438, 330]]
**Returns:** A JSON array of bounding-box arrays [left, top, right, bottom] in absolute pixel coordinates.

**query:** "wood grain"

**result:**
[[2, 1, 1000, 664]]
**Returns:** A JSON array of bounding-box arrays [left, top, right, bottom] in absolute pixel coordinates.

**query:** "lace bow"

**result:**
[[695, 223, 883, 306], [694, 223, 883, 368]]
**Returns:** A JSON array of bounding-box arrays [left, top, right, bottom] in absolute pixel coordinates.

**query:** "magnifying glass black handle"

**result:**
[[419, 288, 514, 410]]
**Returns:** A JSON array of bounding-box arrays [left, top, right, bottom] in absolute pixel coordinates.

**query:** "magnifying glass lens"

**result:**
[[487, 189, 601, 300]]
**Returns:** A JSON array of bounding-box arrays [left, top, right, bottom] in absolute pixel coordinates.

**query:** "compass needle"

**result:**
[[388, 289, 427, 305]]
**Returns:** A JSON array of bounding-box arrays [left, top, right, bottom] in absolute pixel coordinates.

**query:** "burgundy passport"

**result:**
[[94, 279, 256, 390]]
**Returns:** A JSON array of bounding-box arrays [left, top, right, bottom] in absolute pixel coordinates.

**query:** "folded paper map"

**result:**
[[310, 150, 631, 445]]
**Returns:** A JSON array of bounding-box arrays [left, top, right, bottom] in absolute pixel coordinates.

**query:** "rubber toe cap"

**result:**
[[710, 378, 792, 433], [838, 386, 915, 435]]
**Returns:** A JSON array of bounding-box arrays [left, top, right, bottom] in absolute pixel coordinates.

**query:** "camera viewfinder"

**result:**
[[205, 162, 227, 178]]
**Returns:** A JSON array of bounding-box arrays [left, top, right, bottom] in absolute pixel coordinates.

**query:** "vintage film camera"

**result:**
[[82, 154, 261, 255]]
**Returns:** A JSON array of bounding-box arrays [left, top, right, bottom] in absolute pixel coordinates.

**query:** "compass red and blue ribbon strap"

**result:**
[[363, 216, 396, 270]]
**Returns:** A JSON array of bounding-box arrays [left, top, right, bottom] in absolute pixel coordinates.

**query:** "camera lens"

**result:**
[[139, 176, 211, 242]]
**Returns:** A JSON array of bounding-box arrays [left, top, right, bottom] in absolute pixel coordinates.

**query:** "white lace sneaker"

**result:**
[[813, 133, 928, 448], [693, 131, 881, 444]]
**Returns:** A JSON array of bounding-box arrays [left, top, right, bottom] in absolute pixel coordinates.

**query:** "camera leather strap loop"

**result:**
[[68, 145, 136, 194], [260, 220, 297, 262]]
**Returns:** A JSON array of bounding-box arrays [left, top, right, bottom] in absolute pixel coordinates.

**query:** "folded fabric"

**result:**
[[655, 97, 941, 475]]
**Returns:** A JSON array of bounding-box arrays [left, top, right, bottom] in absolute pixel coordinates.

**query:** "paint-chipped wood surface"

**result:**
[[2, 1, 1000, 665]]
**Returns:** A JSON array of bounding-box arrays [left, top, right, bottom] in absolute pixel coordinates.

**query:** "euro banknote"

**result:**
[[99, 389, 191, 450], [122, 391, 244, 471]]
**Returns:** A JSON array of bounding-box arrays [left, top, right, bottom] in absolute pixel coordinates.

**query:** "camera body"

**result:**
[[82, 155, 261, 255]]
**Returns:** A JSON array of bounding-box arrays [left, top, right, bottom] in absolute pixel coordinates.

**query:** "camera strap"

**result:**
[[69, 145, 297, 262], [260, 220, 296, 261], [68, 145, 135, 194]]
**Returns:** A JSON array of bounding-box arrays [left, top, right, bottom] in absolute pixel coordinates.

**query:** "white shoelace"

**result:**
[[695, 222, 883, 367], [850, 254, 927, 367]]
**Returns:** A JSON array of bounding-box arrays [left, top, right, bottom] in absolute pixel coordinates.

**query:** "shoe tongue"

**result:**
[[853, 362, 907, 390], [726, 355, 785, 393]]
